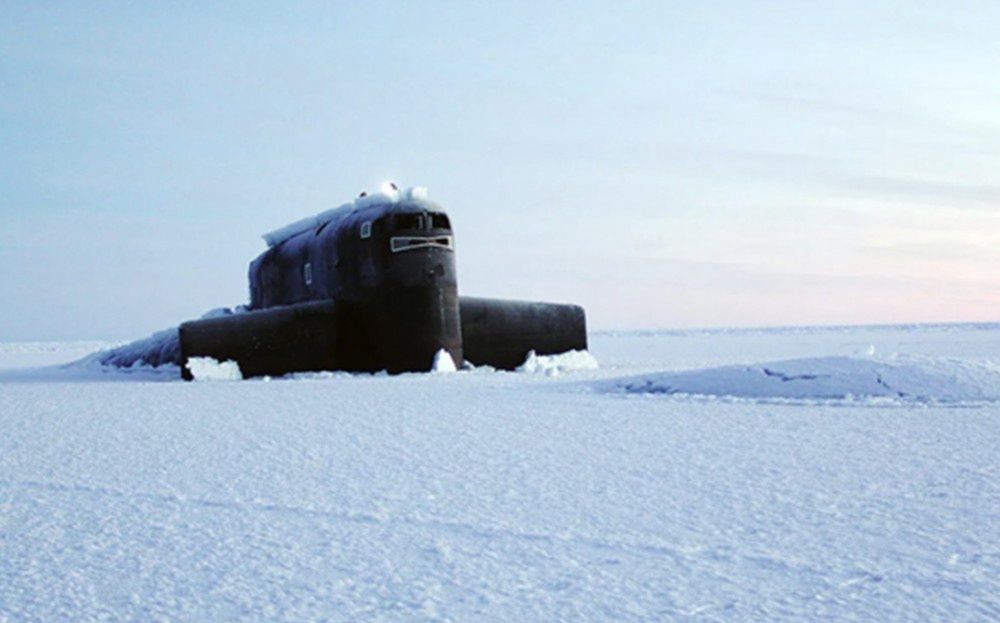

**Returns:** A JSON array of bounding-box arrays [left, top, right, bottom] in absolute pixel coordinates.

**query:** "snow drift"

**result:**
[[431, 348, 457, 374], [95, 328, 180, 369], [185, 357, 243, 381], [602, 355, 1000, 403], [93, 307, 249, 371], [517, 349, 599, 376]]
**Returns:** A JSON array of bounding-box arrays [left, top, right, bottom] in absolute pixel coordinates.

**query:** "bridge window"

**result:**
[[360, 221, 372, 239], [303, 262, 313, 286], [430, 213, 450, 230], [394, 213, 423, 230]]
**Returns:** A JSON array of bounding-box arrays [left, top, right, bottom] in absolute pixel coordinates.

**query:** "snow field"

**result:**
[[0, 323, 998, 621]]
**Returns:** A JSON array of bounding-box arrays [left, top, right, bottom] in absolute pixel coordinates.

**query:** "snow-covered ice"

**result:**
[[431, 349, 457, 374], [517, 349, 599, 377], [604, 354, 1000, 404], [186, 357, 243, 382], [1, 323, 998, 621]]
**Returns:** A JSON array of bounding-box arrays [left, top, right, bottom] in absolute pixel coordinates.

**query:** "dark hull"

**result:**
[[178, 296, 585, 379], [375, 285, 463, 374], [179, 300, 341, 380], [459, 297, 587, 370]]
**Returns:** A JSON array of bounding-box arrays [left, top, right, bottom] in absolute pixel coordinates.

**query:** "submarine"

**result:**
[[171, 184, 587, 379]]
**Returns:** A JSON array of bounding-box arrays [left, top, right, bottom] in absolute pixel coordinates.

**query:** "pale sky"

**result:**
[[1, 1, 998, 340]]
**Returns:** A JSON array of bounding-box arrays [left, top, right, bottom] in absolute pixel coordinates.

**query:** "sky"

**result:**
[[1, 1, 998, 340]]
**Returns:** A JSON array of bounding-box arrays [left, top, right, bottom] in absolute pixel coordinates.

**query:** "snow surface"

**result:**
[[603, 354, 1000, 404], [517, 349, 600, 377], [88, 306, 254, 372], [94, 327, 180, 369], [1, 323, 998, 621], [431, 349, 457, 374], [186, 357, 243, 382], [0, 341, 115, 372]]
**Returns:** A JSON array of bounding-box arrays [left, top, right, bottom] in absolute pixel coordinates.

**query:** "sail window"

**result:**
[[430, 213, 451, 230], [390, 236, 454, 253], [394, 213, 424, 230]]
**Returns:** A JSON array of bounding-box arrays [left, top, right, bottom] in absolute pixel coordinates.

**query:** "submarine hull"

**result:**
[[376, 284, 463, 374], [178, 296, 585, 378], [179, 300, 342, 380], [459, 297, 588, 370]]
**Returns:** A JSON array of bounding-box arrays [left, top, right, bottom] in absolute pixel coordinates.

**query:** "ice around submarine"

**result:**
[[174, 185, 586, 379]]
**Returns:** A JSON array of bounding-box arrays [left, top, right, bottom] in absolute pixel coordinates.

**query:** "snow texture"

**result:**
[[1, 323, 998, 621], [185, 357, 243, 382], [517, 349, 599, 377], [431, 348, 457, 374], [95, 327, 180, 369], [605, 354, 1000, 404], [92, 306, 252, 371]]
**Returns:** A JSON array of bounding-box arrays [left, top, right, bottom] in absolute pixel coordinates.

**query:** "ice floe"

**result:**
[[601, 355, 1000, 403]]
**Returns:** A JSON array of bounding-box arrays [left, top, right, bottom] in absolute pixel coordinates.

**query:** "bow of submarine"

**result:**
[[373, 243, 463, 373]]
